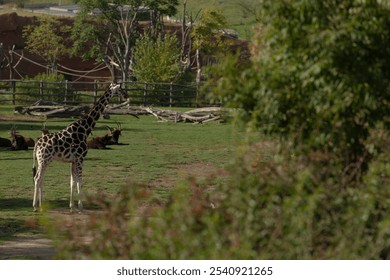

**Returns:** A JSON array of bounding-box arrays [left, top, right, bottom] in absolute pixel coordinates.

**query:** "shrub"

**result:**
[[210, 0, 390, 177], [133, 34, 182, 83], [16, 73, 76, 103], [47, 141, 390, 259]]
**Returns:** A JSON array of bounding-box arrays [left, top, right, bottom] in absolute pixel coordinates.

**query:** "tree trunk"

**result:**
[[195, 48, 201, 83]]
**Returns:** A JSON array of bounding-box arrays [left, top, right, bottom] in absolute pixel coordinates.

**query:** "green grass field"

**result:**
[[1, 0, 257, 39], [177, 0, 258, 39], [0, 105, 241, 244]]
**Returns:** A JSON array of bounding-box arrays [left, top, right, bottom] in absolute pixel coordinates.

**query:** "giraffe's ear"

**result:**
[[113, 84, 121, 91], [109, 82, 120, 92]]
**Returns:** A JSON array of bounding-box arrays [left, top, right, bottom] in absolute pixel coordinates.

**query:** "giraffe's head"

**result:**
[[109, 83, 129, 99]]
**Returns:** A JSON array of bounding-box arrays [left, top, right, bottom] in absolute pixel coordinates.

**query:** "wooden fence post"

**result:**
[[94, 80, 98, 103], [169, 82, 173, 107], [64, 80, 68, 104], [143, 82, 148, 106], [0, 79, 204, 107], [39, 80, 43, 100], [12, 80, 16, 105]]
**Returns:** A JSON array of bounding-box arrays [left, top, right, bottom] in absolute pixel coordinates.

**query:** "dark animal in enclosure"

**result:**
[[104, 122, 123, 145], [0, 137, 12, 148], [87, 135, 111, 149], [10, 127, 35, 150], [87, 122, 123, 149]]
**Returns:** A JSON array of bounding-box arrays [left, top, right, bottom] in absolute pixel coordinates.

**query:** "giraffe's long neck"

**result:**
[[87, 89, 113, 134], [76, 89, 114, 137]]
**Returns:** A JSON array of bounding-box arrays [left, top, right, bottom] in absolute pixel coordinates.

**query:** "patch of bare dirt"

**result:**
[[0, 209, 98, 259], [0, 234, 55, 259], [148, 162, 228, 188]]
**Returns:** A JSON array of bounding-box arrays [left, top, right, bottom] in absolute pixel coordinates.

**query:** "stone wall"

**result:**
[[0, 12, 109, 81]]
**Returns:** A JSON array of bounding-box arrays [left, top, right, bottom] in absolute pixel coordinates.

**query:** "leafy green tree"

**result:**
[[72, 0, 179, 82], [211, 0, 390, 176], [144, 0, 179, 39], [192, 8, 227, 54], [133, 34, 181, 82], [191, 8, 229, 82], [23, 16, 70, 72]]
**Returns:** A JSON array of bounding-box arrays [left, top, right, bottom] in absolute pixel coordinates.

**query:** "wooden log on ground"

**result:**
[[143, 107, 223, 123], [15, 100, 90, 118]]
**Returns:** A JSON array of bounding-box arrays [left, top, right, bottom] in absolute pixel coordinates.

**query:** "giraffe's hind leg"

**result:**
[[71, 160, 84, 212], [33, 164, 46, 212]]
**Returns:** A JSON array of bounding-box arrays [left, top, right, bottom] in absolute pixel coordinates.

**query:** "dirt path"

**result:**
[[0, 209, 95, 260], [0, 234, 55, 259]]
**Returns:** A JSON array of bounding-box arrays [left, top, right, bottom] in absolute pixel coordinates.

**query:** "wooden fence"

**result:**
[[0, 80, 204, 107]]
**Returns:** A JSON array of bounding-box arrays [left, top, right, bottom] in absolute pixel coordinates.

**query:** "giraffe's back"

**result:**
[[35, 129, 88, 164]]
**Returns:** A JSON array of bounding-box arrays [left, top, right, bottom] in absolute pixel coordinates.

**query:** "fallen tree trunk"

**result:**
[[102, 100, 224, 123], [15, 100, 90, 118], [142, 107, 223, 123], [103, 104, 150, 116], [104, 103, 223, 123], [16, 100, 223, 123]]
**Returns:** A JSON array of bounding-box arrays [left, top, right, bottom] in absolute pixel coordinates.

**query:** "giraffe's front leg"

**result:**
[[77, 178, 83, 212], [70, 163, 75, 212]]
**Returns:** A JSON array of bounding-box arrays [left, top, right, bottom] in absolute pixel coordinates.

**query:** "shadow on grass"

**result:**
[[0, 218, 33, 240], [0, 122, 70, 133], [0, 197, 101, 212], [0, 198, 31, 210], [0, 198, 100, 213], [43, 199, 103, 211], [0, 198, 41, 240]]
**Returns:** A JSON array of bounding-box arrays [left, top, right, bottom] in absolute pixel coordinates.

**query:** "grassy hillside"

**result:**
[[1, 0, 257, 39], [177, 0, 257, 39]]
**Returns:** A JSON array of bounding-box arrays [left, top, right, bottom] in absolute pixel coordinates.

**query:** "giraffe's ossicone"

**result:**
[[32, 83, 128, 212]]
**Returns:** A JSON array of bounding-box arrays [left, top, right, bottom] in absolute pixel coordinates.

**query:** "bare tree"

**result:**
[[72, 0, 178, 82], [237, 0, 261, 23], [179, 0, 200, 73]]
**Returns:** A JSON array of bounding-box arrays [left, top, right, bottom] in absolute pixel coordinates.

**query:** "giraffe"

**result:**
[[32, 83, 128, 212]]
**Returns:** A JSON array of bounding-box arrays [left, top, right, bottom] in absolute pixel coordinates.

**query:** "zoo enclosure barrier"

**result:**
[[0, 80, 208, 107]]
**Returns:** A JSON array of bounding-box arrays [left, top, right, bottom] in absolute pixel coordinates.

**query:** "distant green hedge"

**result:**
[[16, 72, 78, 103]]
